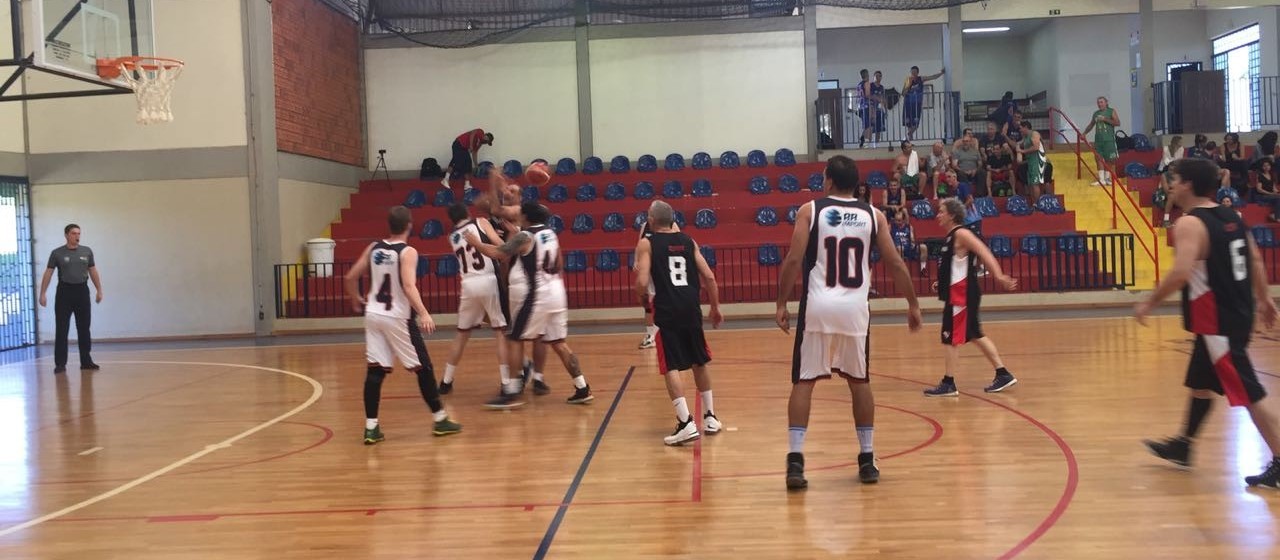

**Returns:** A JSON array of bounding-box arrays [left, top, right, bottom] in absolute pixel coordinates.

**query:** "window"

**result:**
[[818, 79, 840, 90], [1213, 25, 1261, 132], [0, 178, 35, 351], [1166, 62, 1201, 81]]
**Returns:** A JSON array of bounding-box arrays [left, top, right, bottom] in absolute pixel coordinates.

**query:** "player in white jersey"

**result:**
[[466, 202, 594, 409], [438, 203, 510, 395], [776, 156, 922, 490], [344, 206, 461, 444]]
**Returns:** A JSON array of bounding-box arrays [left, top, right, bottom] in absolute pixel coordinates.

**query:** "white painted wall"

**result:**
[[1041, 16, 1132, 133], [1206, 6, 1280, 77], [1153, 10, 1211, 83], [817, 25, 944, 95], [32, 178, 254, 340], [0, 0, 23, 154], [590, 31, 807, 158], [279, 179, 352, 263], [24, 0, 247, 153], [364, 41, 579, 170], [963, 35, 1028, 102], [1025, 21, 1060, 110]]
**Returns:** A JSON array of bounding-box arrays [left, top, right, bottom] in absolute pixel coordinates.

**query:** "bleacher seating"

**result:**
[[673, 210, 686, 228], [634, 181, 655, 199], [632, 211, 647, 230], [990, 235, 1015, 257], [779, 174, 800, 193], [555, 158, 576, 176], [405, 189, 427, 208], [975, 197, 999, 218], [463, 187, 481, 206], [786, 205, 799, 224], [700, 245, 716, 268], [583, 157, 603, 175], [603, 212, 625, 232], [547, 184, 569, 203], [1036, 194, 1065, 215], [576, 184, 597, 202], [1252, 225, 1277, 248], [596, 250, 621, 272], [1057, 233, 1086, 254], [475, 161, 494, 178], [747, 150, 768, 168], [433, 189, 454, 207], [867, 171, 889, 188], [1021, 234, 1048, 256], [1007, 195, 1033, 216], [610, 156, 631, 174], [720, 151, 740, 169], [1124, 161, 1152, 179], [420, 219, 443, 239], [521, 185, 539, 204], [691, 179, 713, 198], [549, 215, 565, 234], [572, 214, 594, 234], [637, 155, 658, 173], [663, 180, 683, 198], [775, 148, 796, 167], [436, 257, 459, 277], [695, 209, 718, 229], [605, 182, 626, 201], [808, 172, 824, 191], [665, 153, 685, 171], [756, 207, 779, 226], [692, 152, 712, 170], [910, 199, 935, 220], [565, 250, 588, 272], [749, 176, 771, 195], [416, 255, 430, 277], [503, 160, 523, 178], [758, 245, 781, 266]]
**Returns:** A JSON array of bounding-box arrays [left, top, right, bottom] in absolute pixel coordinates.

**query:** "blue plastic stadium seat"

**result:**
[[719, 151, 740, 169], [757, 245, 781, 266], [521, 185, 539, 204], [1021, 234, 1048, 256], [605, 182, 626, 201], [866, 171, 889, 188], [975, 197, 999, 218], [503, 160, 523, 178], [419, 219, 444, 240], [432, 188, 454, 207], [664, 153, 685, 171], [1252, 225, 1277, 248], [1057, 233, 1086, 255], [637, 154, 658, 173], [1006, 195, 1033, 216], [662, 180, 683, 198], [435, 257, 459, 277], [779, 174, 800, 193], [673, 210, 686, 228], [747, 149, 768, 168], [786, 205, 800, 224], [565, 250, 588, 272], [582, 156, 604, 175], [774, 148, 796, 167], [463, 186, 482, 206], [910, 199, 935, 220], [869, 248, 881, 264], [596, 249, 621, 272], [475, 161, 494, 178], [1132, 133, 1154, 152], [1036, 194, 1065, 215], [1124, 161, 1152, 179], [700, 245, 716, 268], [633, 211, 648, 231], [808, 172, 824, 191], [546, 184, 569, 203], [749, 176, 771, 195], [555, 158, 577, 176], [404, 189, 427, 208], [691, 179, 713, 198], [990, 235, 1015, 258], [691, 152, 712, 170], [634, 181, 655, 200], [1216, 187, 1242, 207], [695, 209, 718, 229], [549, 215, 565, 234], [416, 255, 430, 277], [756, 207, 779, 226], [576, 183, 597, 202], [571, 213, 594, 234], [609, 155, 631, 174], [603, 212, 625, 232]]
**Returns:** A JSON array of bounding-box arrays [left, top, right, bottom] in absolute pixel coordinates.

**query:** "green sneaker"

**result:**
[[433, 417, 463, 437], [363, 426, 385, 445]]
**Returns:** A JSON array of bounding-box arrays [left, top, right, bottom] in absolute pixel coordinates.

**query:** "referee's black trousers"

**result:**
[[54, 282, 92, 368]]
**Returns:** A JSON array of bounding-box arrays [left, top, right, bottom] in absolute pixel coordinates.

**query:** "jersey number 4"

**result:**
[[375, 274, 394, 311], [823, 236, 866, 288]]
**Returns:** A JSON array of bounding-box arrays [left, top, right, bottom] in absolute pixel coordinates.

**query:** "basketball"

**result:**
[[525, 162, 551, 186]]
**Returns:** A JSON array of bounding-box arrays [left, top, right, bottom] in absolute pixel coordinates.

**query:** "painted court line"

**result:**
[[533, 366, 636, 560], [0, 360, 324, 538], [77, 447, 103, 456]]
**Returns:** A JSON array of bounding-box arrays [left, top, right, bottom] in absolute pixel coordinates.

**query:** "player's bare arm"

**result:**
[[693, 241, 723, 328], [467, 230, 531, 260], [634, 238, 653, 305], [476, 217, 502, 244], [873, 209, 922, 331], [1246, 234, 1279, 329], [776, 202, 813, 334], [344, 242, 376, 312], [956, 228, 1017, 291], [399, 246, 434, 334], [1136, 214, 1207, 325]]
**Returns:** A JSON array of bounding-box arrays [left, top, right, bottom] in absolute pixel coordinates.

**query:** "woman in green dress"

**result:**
[[1082, 96, 1120, 186], [1017, 120, 1046, 201]]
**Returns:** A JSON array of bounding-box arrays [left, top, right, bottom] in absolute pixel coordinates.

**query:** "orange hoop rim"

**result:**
[[95, 56, 185, 80]]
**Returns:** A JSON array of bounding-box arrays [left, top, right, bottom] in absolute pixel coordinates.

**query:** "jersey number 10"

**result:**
[[823, 236, 866, 288]]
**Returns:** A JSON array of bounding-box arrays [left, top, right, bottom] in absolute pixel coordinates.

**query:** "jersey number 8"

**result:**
[[668, 256, 688, 286]]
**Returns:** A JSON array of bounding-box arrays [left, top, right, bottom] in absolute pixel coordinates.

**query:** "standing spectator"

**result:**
[[926, 142, 953, 198], [1253, 131, 1278, 166], [870, 71, 888, 147], [893, 141, 923, 199], [989, 91, 1018, 138], [1016, 121, 1047, 201], [952, 129, 984, 196], [1082, 97, 1121, 186], [985, 142, 1014, 196], [901, 66, 944, 142], [38, 224, 102, 374], [857, 69, 879, 149], [444, 128, 494, 195]]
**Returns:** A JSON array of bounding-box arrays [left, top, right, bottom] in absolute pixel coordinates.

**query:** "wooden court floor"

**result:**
[[2, 314, 1279, 559]]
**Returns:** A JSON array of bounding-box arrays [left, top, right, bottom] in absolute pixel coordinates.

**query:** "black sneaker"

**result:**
[[81, 363, 100, 371], [786, 452, 807, 490], [1244, 458, 1280, 489], [923, 378, 959, 397], [566, 385, 594, 404], [1143, 436, 1191, 469], [532, 379, 551, 396], [984, 373, 1017, 393], [484, 389, 525, 410], [438, 381, 453, 395], [858, 452, 879, 484], [54, 366, 66, 374]]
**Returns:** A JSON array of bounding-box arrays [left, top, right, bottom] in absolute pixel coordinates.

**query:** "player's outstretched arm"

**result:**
[[693, 242, 723, 328], [957, 228, 1016, 291], [1247, 234, 1279, 329], [634, 239, 652, 305], [476, 217, 502, 244], [1135, 214, 1207, 325], [775, 203, 812, 334], [873, 210, 922, 331], [399, 246, 434, 333], [466, 230, 531, 260], [344, 242, 375, 313]]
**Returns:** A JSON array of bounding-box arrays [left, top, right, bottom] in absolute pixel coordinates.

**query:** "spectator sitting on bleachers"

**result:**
[[978, 121, 1005, 158], [882, 180, 905, 215], [1219, 191, 1243, 218], [854, 183, 873, 203], [1253, 158, 1278, 222], [1220, 133, 1249, 189], [926, 142, 953, 197], [1186, 134, 1211, 160], [936, 170, 959, 200], [890, 207, 927, 274], [985, 142, 1014, 197], [952, 129, 985, 196], [894, 140, 924, 200], [1253, 131, 1278, 166]]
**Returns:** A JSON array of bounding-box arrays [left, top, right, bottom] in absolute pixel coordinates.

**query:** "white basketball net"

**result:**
[[119, 61, 183, 125]]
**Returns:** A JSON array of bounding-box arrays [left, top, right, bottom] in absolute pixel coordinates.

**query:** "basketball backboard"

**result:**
[[29, 0, 155, 86]]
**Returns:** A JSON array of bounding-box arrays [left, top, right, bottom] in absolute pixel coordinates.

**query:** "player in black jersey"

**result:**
[[1136, 158, 1280, 489], [635, 201, 723, 445]]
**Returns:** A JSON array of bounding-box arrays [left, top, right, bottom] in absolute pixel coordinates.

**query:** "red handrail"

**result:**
[[1047, 107, 1161, 286]]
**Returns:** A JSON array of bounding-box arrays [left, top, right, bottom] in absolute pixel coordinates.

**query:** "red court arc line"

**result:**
[[31, 367, 238, 433], [704, 398, 944, 480], [35, 422, 334, 485]]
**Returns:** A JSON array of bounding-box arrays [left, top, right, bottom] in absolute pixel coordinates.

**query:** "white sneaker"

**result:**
[[638, 334, 655, 349], [703, 412, 722, 434], [441, 179, 450, 190], [464, 182, 475, 192], [663, 419, 700, 446]]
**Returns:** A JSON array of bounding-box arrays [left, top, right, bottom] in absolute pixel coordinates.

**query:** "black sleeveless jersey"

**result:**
[[649, 231, 702, 328], [1182, 206, 1253, 337]]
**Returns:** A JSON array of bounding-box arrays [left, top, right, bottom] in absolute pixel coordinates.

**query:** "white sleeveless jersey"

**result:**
[[509, 225, 566, 308], [450, 220, 498, 283], [366, 240, 412, 320], [800, 197, 878, 335]]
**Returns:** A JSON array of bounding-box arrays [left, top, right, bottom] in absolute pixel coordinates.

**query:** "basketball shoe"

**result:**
[[984, 371, 1017, 393], [1245, 458, 1280, 489], [638, 333, 655, 349], [1143, 436, 1191, 469], [432, 417, 463, 436], [924, 376, 959, 397], [858, 452, 879, 484], [363, 426, 385, 445], [566, 385, 594, 404], [438, 381, 453, 395], [664, 418, 700, 446], [786, 452, 807, 490], [702, 411, 722, 434], [532, 379, 551, 395], [485, 389, 525, 410]]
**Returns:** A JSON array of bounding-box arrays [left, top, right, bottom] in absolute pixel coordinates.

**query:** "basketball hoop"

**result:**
[[96, 56, 185, 125]]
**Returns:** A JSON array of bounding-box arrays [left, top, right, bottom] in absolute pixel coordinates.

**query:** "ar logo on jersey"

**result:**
[[540, 232, 553, 243], [825, 208, 865, 228], [451, 232, 462, 244], [372, 250, 391, 265]]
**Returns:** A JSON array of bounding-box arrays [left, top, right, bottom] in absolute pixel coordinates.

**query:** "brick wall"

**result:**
[[273, 0, 363, 167]]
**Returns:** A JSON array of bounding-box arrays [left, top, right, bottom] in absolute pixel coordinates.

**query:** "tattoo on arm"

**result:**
[[498, 232, 531, 257]]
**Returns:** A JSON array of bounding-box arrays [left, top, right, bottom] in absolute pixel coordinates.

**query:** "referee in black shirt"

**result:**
[[39, 224, 103, 374]]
